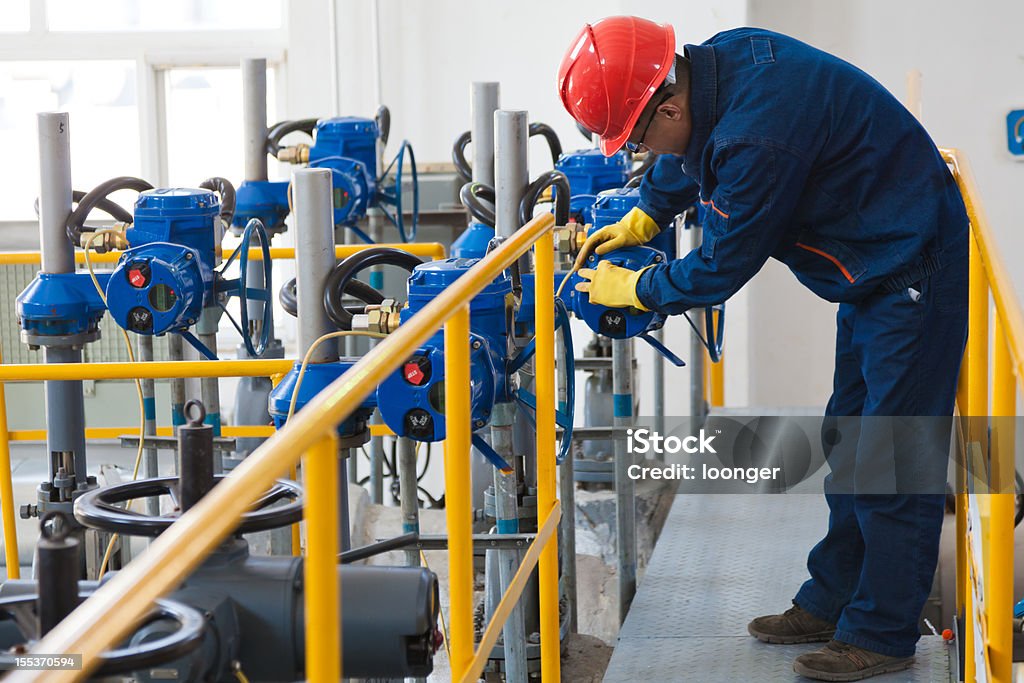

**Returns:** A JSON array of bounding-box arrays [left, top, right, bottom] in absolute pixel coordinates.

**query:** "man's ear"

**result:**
[[658, 100, 685, 122]]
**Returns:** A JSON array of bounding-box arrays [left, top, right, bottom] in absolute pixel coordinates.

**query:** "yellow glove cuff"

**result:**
[[621, 207, 660, 243]]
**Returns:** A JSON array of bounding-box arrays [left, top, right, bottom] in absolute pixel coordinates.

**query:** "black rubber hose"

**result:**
[[376, 105, 391, 146], [65, 176, 153, 243], [198, 177, 236, 227], [452, 130, 473, 184], [528, 122, 563, 167], [279, 277, 385, 318], [519, 170, 571, 227], [34, 191, 133, 224], [324, 248, 423, 329], [459, 182, 496, 227], [265, 118, 319, 156]]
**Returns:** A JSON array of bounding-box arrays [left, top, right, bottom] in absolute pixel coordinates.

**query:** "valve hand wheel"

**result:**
[[508, 298, 576, 464], [0, 594, 205, 676], [377, 139, 420, 242], [73, 476, 302, 537], [217, 217, 274, 357]]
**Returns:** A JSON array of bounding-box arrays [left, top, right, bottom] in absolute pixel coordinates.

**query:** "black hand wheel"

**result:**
[[73, 476, 303, 537], [0, 593, 205, 676]]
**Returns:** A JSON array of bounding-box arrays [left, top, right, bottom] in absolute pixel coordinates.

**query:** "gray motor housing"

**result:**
[[0, 539, 439, 681]]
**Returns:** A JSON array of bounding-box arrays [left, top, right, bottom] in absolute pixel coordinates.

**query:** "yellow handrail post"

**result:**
[[0, 344, 19, 579], [534, 232, 561, 683], [303, 433, 340, 682], [709, 354, 725, 408], [988, 318, 1014, 682], [444, 305, 474, 680]]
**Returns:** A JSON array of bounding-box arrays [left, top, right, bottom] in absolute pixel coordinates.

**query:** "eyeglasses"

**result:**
[[625, 91, 673, 153]]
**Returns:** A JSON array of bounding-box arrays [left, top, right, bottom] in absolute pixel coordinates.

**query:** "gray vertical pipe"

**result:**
[[138, 335, 159, 516], [494, 110, 528, 240], [612, 338, 636, 623], [471, 83, 499, 186], [556, 326, 577, 633], [37, 112, 88, 488], [242, 59, 268, 182], [653, 327, 666, 459], [168, 334, 187, 442], [398, 438, 420, 567], [293, 168, 349, 549], [689, 225, 707, 422], [292, 168, 338, 363], [37, 113, 73, 274], [489, 403, 527, 682]]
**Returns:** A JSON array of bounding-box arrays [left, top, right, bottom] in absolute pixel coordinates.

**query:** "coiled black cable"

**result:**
[[265, 118, 319, 157], [518, 170, 570, 227], [576, 120, 595, 142], [528, 122, 563, 167], [452, 121, 563, 185], [65, 176, 153, 243], [279, 276, 386, 318], [452, 130, 473, 183], [34, 190, 134, 225], [323, 248, 423, 329], [198, 177, 236, 228], [376, 105, 391, 146], [459, 182, 496, 227]]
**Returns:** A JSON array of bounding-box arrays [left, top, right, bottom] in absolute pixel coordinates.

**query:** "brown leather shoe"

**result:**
[[747, 604, 836, 644], [793, 639, 914, 681]]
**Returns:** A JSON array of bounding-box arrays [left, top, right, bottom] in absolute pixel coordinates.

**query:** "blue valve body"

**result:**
[[556, 149, 631, 223], [268, 359, 377, 440], [16, 272, 109, 341], [105, 188, 219, 336], [376, 258, 512, 441], [565, 187, 676, 339]]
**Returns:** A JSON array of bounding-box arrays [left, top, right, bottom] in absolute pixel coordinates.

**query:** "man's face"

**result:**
[[625, 91, 691, 156]]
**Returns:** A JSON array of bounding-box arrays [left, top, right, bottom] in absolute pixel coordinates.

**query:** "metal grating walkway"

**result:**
[[603, 494, 953, 682]]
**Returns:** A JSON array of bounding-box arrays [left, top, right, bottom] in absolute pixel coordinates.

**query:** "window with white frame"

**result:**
[[0, 0, 286, 222]]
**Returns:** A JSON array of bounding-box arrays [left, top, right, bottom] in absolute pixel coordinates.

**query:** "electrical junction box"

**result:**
[[1007, 109, 1024, 159]]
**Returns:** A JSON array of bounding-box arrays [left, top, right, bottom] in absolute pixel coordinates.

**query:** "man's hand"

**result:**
[[575, 261, 651, 310], [581, 206, 660, 257]]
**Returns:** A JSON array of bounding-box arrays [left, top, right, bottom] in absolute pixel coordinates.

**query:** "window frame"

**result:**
[[0, 0, 288, 225]]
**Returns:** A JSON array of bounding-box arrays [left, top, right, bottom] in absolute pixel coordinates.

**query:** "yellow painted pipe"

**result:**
[[465, 502, 562, 682], [965, 531, 976, 683], [443, 305, 474, 680], [988, 319, 1015, 682], [0, 344, 19, 579], [966, 230, 989, 445], [303, 433, 340, 682], [8, 213, 553, 683], [533, 232, 561, 683], [709, 353, 725, 408], [943, 150, 1024, 392], [0, 358, 294, 382], [0, 242, 446, 267], [7, 423, 393, 442], [224, 242, 447, 262]]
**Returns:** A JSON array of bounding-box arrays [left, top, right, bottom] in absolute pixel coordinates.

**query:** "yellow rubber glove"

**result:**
[[575, 261, 652, 311], [584, 206, 660, 257]]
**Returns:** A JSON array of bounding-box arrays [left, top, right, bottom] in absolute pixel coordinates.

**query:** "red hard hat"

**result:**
[[557, 16, 676, 156]]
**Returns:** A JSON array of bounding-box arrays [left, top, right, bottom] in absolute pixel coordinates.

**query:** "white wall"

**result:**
[[745, 0, 1024, 407]]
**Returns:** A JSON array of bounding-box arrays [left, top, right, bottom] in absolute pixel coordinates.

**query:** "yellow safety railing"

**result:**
[[943, 148, 1021, 683], [0, 241, 439, 577], [4, 213, 558, 683], [0, 242, 446, 266]]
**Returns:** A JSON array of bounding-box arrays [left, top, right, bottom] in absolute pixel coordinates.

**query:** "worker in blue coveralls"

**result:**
[[557, 16, 968, 682]]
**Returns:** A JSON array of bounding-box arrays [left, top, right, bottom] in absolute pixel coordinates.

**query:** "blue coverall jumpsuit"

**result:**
[[633, 29, 969, 658]]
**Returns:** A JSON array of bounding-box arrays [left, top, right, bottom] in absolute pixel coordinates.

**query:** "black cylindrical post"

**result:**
[[36, 512, 80, 637], [178, 400, 215, 511]]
